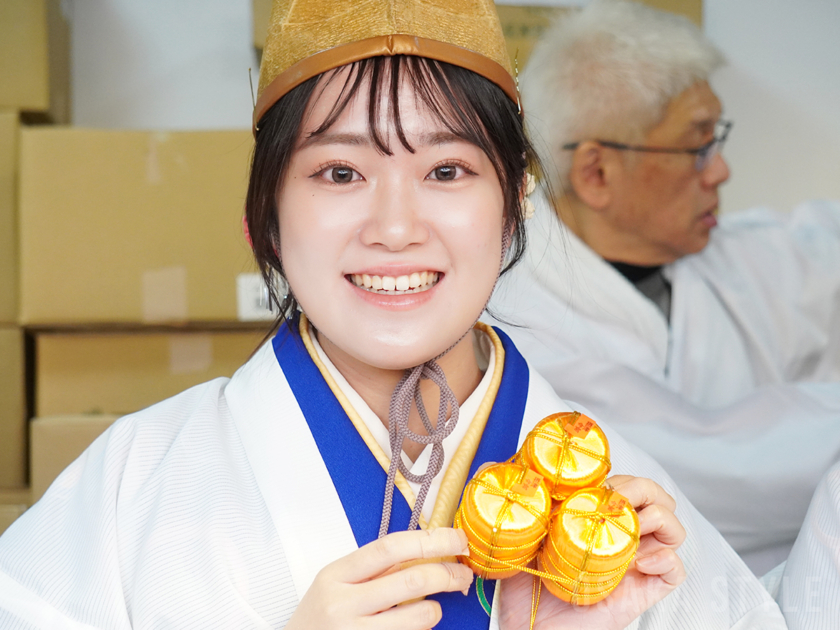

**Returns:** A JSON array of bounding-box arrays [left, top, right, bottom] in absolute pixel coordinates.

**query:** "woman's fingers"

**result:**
[[607, 475, 677, 513], [609, 475, 685, 587], [634, 548, 686, 588], [637, 502, 686, 548], [355, 561, 473, 618], [291, 529, 475, 628], [330, 528, 470, 585], [370, 598, 444, 630]]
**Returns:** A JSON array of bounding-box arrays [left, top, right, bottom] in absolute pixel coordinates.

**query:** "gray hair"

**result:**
[[522, 0, 725, 192]]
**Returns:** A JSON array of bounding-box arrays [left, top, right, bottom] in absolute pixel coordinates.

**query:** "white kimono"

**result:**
[[488, 194, 840, 575], [776, 460, 840, 629], [0, 322, 785, 628], [776, 464, 840, 630]]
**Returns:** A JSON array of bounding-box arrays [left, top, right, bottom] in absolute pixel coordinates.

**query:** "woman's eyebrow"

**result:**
[[299, 130, 466, 150], [299, 132, 372, 149], [417, 131, 465, 146]]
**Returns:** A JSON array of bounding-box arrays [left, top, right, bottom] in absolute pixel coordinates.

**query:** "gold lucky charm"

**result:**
[[454, 461, 552, 579], [539, 486, 640, 605], [518, 412, 611, 501], [455, 412, 639, 611]]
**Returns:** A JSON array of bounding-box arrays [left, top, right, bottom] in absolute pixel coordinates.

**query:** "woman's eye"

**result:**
[[428, 163, 474, 181], [431, 165, 458, 181], [321, 166, 361, 184]]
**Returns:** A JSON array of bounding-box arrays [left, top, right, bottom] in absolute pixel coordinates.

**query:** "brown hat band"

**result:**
[[253, 33, 518, 130]]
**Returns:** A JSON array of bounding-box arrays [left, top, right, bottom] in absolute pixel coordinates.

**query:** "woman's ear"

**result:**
[[568, 141, 613, 212], [242, 213, 253, 249]]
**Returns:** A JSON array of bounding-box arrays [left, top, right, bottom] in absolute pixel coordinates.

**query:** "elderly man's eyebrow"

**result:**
[[693, 118, 717, 131]]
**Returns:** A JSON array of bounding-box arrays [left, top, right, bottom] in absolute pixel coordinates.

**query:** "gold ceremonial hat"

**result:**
[[254, 0, 517, 126]]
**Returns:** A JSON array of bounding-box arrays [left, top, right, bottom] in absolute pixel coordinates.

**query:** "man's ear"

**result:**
[[568, 141, 614, 211]]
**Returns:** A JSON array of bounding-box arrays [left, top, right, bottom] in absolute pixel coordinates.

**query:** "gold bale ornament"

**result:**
[[518, 412, 611, 501], [454, 412, 638, 624], [254, 0, 519, 128], [539, 486, 640, 605], [454, 462, 552, 579]]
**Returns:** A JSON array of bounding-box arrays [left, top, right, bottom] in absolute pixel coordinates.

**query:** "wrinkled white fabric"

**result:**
[[489, 193, 840, 575], [777, 461, 840, 629], [0, 340, 785, 628]]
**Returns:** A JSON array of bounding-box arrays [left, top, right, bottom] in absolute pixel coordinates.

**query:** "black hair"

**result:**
[[245, 54, 539, 333]]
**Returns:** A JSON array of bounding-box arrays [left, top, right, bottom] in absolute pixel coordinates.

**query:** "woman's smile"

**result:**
[[348, 271, 440, 294]]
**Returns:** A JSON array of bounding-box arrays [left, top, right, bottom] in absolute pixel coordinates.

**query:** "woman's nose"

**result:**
[[358, 179, 430, 251]]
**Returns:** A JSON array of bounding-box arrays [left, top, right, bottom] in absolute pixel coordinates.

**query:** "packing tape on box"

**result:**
[[168, 335, 213, 375], [142, 266, 187, 322]]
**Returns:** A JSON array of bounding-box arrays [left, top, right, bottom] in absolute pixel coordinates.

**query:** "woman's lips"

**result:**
[[347, 271, 441, 295]]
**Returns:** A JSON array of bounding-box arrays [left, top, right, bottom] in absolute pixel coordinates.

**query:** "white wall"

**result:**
[[71, 0, 258, 130], [705, 0, 840, 213], [70, 0, 840, 212]]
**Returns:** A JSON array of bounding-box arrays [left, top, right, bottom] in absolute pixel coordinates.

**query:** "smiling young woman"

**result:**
[[0, 1, 787, 629]]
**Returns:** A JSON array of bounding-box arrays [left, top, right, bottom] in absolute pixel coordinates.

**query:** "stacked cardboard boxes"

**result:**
[[0, 0, 71, 124], [0, 328, 25, 490], [1, 95, 26, 501], [18, 128, 271, 506], [0, 0, 72, 530], [1, 4, 277, 535]]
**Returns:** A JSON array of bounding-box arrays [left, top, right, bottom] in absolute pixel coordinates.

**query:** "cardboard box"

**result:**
[[0, 327, 26, 488], [30, 414, 119, 501], [36, 329, 267, 417], [0, 112, 18, 324], [0, 488, 30, 536], [0, 0, 71, 123], [0, 504, 27, 536], [253, 0, 272, 51], [19, 128, 258, 325]]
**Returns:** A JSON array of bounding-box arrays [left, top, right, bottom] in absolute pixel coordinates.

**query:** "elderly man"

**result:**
[[490, 0, 840, 575]]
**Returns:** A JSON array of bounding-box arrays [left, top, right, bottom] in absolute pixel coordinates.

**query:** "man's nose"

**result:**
[[703, 152, 731, 187]]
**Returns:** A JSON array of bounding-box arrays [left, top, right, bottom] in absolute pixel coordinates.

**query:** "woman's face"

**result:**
[[277, 68, 506, 370]]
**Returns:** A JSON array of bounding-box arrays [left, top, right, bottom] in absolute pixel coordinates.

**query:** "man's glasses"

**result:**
[[562, 120, 733, 172]]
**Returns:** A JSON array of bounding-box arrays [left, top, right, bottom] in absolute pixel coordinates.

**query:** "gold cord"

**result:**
[[529, 574, 542, 630]]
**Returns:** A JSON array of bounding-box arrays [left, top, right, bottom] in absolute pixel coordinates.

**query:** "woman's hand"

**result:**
[[499, 475, 686, 630], [285, 527, 474, 630]]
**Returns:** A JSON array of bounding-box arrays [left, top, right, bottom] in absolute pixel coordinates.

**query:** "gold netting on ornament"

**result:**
[[455, 469, 550, 579], [541, 504, 640, 602], [518, 414, 610, 498]]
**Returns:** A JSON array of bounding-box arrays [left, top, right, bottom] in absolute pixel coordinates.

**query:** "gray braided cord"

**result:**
[[377, 228, 513, 537]]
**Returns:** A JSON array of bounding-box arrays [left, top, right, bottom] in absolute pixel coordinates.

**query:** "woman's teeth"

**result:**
[[350, 271, 440, 294]]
